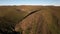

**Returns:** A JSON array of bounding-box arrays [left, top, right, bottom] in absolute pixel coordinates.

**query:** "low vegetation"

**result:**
[[0, 6, 60, 34]]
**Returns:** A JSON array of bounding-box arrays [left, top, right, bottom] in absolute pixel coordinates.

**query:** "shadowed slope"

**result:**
[[0, 6, 27, 34]]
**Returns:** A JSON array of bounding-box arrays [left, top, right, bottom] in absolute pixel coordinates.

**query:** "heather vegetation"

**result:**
[[0, 6, 27, 34], [0, 6, 60, 34]]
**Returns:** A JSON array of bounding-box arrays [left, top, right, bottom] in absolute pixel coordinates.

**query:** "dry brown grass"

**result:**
[[15, 6, 60, 34], [0, 6, 60, 34]]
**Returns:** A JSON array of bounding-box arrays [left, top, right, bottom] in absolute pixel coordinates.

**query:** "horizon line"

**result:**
[[0, 4, 60, 6]]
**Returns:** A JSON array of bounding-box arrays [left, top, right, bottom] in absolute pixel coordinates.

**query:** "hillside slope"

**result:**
[[0, 6, 60, 34], [15, 6, 60, 34], [0, 6, 27, 34]]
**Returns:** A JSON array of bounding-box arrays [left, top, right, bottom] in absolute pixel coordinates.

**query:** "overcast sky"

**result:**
[[0, 0, 60, 6]]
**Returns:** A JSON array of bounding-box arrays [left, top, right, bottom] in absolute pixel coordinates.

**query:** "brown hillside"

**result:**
[[0, 6, 60, 34], [15, 6, 60, 34], [0, 6, 27, 34]]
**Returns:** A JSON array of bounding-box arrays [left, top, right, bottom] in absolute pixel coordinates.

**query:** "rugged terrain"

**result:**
[[0, 6, 60, 34]]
